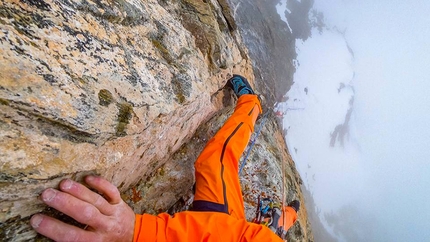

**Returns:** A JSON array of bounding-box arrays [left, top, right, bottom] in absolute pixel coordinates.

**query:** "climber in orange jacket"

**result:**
[[30, 75, 299, 241]]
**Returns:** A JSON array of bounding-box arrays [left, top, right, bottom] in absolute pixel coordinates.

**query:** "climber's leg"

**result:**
[[279, 206, 298, 231], [192, 94, 261, 219]]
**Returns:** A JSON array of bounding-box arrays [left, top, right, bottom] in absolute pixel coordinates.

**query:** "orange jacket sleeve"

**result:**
[[133, 212, 283, 242]]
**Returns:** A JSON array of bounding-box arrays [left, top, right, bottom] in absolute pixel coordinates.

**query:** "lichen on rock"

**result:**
[[0, 0, 253, 240]]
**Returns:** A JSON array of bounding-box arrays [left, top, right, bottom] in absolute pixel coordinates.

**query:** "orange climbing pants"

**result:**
[[133, 95, 297, 242], [192, 94, 262, 218]]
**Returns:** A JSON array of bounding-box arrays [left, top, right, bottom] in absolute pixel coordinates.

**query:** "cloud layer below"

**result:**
[[277, 0, 430, 241]]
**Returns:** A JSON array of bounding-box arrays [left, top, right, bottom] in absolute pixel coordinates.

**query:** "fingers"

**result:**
[[41, 188, 108, 230], [59, 179, 114, 215], [85, 176, 121, 204], [31, 214, 95, 242], [32, 176, 134, 242]]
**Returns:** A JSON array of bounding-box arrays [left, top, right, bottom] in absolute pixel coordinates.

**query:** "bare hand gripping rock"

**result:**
[[31, 176, 135, 242]]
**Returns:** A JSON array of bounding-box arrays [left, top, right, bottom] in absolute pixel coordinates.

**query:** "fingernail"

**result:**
[[86, 175, 94, 182], [31, 215, 43, 228], [42, 188, 56, 202], [62, 179, 73, 190]]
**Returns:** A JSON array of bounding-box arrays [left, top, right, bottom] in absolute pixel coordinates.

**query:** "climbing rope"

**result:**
[[241, 102, 303, 237]]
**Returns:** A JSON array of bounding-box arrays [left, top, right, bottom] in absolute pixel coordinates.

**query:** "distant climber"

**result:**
[[30, 75, 300, 241]]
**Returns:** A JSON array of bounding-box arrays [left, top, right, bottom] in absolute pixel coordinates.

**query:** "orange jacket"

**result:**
[[134, 212, 283, 242]]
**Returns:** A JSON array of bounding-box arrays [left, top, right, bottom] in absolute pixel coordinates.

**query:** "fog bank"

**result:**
[[277, 0, 430, 241]]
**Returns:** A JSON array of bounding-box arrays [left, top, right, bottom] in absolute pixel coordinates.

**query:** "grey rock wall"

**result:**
[[0, 0, 252, 240]]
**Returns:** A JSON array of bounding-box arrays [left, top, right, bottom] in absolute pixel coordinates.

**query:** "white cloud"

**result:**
[[280, 0, 430, 241]]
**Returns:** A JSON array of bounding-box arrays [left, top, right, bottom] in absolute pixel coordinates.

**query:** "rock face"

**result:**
[[228, 0, 298, 104], [0, 0, 312, 241]]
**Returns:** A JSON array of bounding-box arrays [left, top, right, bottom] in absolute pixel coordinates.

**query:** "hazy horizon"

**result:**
[[277, 0, 430, 241]]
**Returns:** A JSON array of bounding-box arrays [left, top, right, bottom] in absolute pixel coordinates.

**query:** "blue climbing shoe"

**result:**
[[227, 74, 255, 97]]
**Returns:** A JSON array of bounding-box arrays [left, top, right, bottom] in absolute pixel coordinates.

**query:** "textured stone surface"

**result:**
[[0, 0, 252, 240], [0, 0, 312, 241], [228, 0, 298, 105]]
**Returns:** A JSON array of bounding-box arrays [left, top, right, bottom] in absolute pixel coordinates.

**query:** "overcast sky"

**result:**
[[277, 0, 430, 241]]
